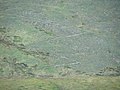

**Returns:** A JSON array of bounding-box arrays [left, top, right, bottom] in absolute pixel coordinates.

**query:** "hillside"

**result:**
[[0, 0, 120, 78]]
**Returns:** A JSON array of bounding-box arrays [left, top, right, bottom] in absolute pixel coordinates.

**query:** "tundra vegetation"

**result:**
[[0, 0, 120, 90]]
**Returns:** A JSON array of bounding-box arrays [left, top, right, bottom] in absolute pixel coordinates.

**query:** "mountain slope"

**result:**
[[0, 0, 120, 77]]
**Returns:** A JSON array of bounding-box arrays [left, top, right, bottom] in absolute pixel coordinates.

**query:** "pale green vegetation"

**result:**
[[0, 76, 120, 90], [0, 0, 120, 90], [0, 0, 120, 77]]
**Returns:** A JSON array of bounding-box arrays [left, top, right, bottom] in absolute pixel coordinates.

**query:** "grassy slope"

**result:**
[[0, 76, 120, 90], [0, 0, 120, 90], [0, 0, 120, 77]]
